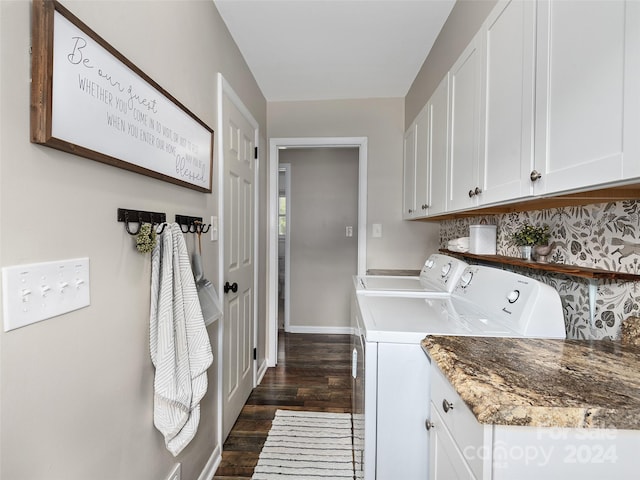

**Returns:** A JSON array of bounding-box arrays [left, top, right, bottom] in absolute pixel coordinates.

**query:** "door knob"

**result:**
[[530, 170, 542, 182], [224, 282, 238, 294], [442, 399, 454, 413]]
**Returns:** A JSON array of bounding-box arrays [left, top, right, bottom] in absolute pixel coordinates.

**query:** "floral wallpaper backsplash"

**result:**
[[440, 201, 640, 340]]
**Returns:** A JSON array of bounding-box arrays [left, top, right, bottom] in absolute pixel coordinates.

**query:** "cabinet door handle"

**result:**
[[408, 208, 413, 214], [469, 187, 481, 198], [425, 419, 435, 431], [442, 399, 454, 413], [422, 204, 429, 210], [530, 170, 542, 182]]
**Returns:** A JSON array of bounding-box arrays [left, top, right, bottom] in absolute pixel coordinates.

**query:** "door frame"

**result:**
[[267, 137, 368, 367], [278, 163, 292, 332], [216, 73, 260, 444]]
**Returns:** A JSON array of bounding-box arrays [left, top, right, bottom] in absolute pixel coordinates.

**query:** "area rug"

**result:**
[[251, 409, 354, 479]]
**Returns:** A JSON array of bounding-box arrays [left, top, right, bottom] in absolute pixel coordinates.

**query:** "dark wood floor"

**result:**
[[213, 331, 353, 480]]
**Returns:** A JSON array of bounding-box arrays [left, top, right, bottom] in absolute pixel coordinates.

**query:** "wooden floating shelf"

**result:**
[[439, 249, 640, 282]]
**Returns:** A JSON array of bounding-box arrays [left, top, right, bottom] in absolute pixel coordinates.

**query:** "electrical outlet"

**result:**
[[166, 463, 181, 480]]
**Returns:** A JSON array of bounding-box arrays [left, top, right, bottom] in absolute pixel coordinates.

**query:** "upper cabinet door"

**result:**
[[428, 74, 450, 216], [533, 0, 627, 194], [448, 34, 483, 212], [478, 0, 536, 205], [622, 0, 640, 179], [403, 124, 417, 219], [415, 109, 431, 218]]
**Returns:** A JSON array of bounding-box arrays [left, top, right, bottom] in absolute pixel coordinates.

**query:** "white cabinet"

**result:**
[[415, 109, 431, 217], [428, 362, 640, 480], [429, 362, 491, 480], [402, 124, 417, 219], [403, 105, 433, 219], [479, 0, 536, 205], [449, 0, 536, 212], [427, 74, 449, 216], [533, 0, 639, 194], [404, 0, 640, 219], [448, 33, 483, 212]]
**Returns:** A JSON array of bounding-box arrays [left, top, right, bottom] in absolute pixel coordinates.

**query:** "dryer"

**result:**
[[351, 265, 566, 480]]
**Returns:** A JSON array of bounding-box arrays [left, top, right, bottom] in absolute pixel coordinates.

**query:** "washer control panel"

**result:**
[[419, 254, 468, 293]]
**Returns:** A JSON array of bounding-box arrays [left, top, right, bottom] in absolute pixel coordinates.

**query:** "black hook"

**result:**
[[118, 208, 167, 235], [155, 222, 168, 235], [175, 215, 209, 234], [123, 211, 142, 236]]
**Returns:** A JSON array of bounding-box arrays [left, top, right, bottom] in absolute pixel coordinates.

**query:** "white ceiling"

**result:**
[[213, 0, 456, 102]]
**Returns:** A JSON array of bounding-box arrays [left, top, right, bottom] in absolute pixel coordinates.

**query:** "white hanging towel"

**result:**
[[149, 223, 213, 456]]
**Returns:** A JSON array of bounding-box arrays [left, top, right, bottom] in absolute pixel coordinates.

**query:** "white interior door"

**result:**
[[221, 88, 256, 440]]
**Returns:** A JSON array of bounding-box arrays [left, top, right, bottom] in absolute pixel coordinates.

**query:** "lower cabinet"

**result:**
[[429, 362, 640, 480]]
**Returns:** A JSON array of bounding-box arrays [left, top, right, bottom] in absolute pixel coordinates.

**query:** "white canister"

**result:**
[[469, 224, 497, 255]]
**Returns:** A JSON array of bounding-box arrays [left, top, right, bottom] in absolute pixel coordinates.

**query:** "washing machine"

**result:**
[[354, 253, 468, 297], [351, 265, 566, 480]]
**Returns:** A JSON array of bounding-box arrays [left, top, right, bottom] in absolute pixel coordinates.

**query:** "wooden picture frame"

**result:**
[[30, 0, 214, 193]]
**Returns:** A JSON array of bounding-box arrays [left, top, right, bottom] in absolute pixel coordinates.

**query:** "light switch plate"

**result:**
[[372, 223, 383, 238], [210, 215, 218, 241], [2, 258, 90, 332]]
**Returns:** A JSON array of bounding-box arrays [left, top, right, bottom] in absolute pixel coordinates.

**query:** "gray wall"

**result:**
[[281, 148, 358, 330], [268, 98, 440, 270], [0, 1, 266, 479], [405, 0, 497, 127]]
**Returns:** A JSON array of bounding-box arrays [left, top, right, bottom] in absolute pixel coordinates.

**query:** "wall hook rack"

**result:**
[[118, 208, 167, 235], [175, 215, 211, 234]]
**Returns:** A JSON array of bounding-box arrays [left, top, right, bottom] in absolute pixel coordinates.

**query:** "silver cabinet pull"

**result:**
[[469, 187, 482, 198], [530, 170, 542, 182], [425, 419, 435, 430], [442, 399, 454, 413]]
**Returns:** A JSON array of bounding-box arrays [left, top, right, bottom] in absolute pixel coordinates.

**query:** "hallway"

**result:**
[[213, 332, 353, 479]]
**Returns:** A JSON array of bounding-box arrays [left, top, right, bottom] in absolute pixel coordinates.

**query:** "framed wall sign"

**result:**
[[30, 0, 214, 193]]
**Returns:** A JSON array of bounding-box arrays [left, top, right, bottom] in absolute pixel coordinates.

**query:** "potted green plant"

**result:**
[[511, 224, 551, 261]]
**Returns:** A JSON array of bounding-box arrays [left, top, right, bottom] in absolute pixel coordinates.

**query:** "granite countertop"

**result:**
[[422, 335, 640, 430]]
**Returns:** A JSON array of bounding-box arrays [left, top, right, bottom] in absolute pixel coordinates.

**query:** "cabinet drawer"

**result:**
[[431, 363, 487, 478]]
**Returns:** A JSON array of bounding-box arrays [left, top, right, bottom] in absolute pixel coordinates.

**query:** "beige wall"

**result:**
[[269, 98, 439, 270], [281, 148, 358, 330], [0, 1, 265, 479], [405, 0, 497, 127]]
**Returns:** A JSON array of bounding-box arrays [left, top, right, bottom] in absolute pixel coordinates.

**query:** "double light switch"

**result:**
[[2, 258, 90, 332]]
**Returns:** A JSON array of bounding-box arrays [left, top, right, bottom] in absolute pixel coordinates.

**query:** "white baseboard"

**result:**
[[256, 358, 268, 385], [196, 444, 221, 480], [286, 325, 353, 335]]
